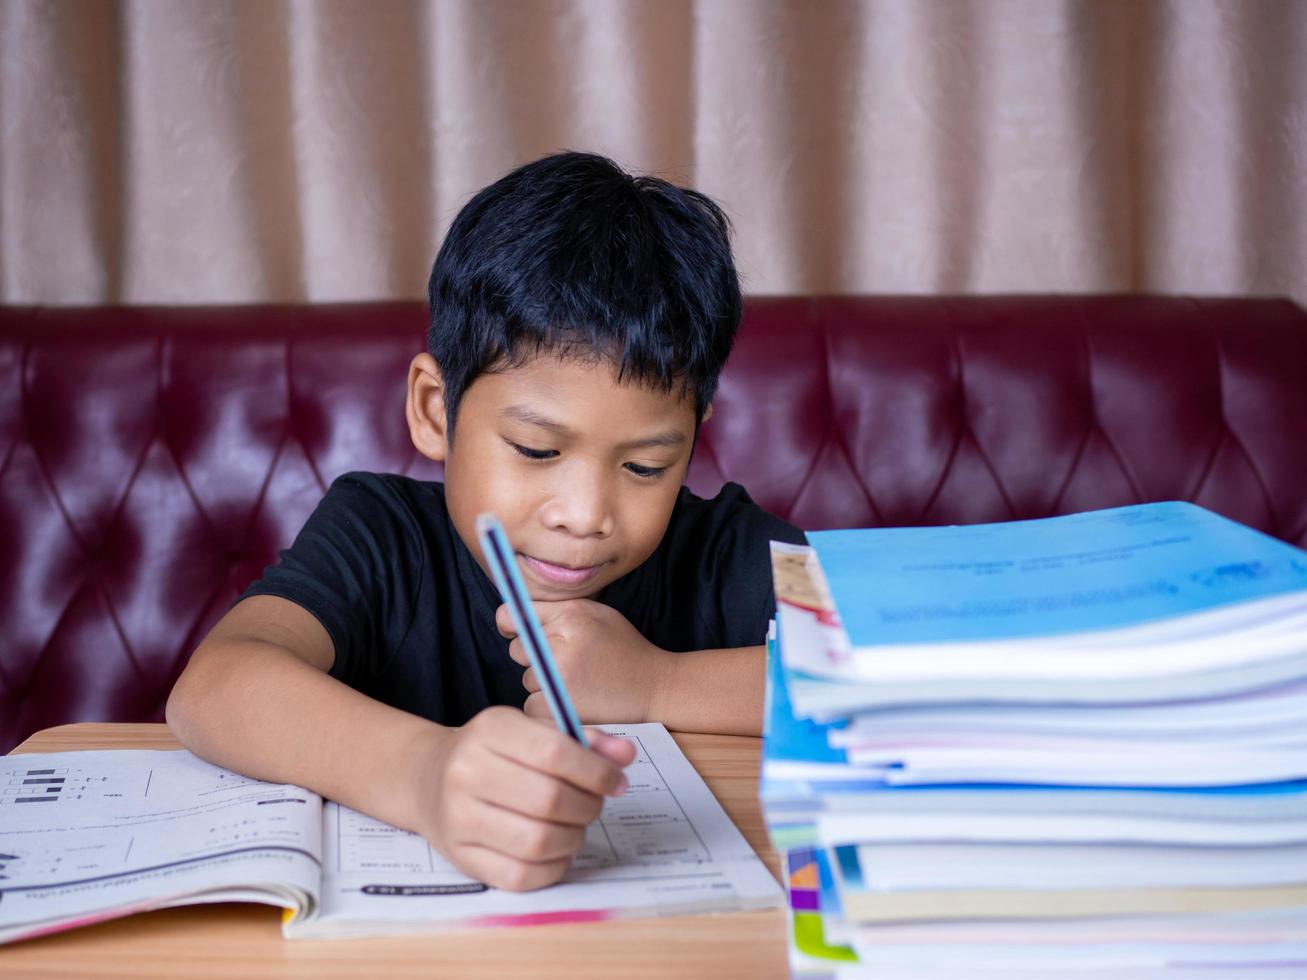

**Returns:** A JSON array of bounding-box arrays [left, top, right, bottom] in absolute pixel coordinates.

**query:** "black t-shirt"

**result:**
[[240, 473, 806, 726]]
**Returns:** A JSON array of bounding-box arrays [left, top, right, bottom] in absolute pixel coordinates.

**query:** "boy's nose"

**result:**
[[542, 474, 615, 538]]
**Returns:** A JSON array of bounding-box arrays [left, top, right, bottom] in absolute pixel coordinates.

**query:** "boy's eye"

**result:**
[[624, 462, 668, 480], [509, 442, 558, 461]]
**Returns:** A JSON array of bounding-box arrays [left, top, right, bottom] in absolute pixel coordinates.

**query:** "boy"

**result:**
[[167, 152, 805, 892]]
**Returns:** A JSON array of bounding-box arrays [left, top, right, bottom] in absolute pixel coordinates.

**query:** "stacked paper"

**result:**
[[763, 501, 1307, 978]]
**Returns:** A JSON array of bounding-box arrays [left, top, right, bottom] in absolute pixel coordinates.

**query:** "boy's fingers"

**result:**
[[507, 637, 529, 668], [482, 713, 627, 798], [494, 604, 517, 638], [492, 760, 605, 826], [465, 741, 604, 825], [521, 666, 540, 693], [586, 732, 637, 768], [451, 799, 585, 864], [450, 843, 571, 893]]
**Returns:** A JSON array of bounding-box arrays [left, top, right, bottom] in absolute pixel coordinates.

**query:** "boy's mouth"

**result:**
[[518, 554, 608, 588]]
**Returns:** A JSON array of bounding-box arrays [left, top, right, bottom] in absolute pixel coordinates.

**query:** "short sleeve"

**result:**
[[687, 483, 807, 649], [239, 472, 423, 688]]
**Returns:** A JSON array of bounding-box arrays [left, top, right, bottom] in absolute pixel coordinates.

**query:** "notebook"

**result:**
[[0, 722, 782, 943]]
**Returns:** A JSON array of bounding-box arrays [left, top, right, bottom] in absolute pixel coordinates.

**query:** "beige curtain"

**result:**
[[1, 0, 1304, 306]]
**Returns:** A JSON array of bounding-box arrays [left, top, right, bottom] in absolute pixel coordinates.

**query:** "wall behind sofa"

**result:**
[[0, 0, 1304, 307]]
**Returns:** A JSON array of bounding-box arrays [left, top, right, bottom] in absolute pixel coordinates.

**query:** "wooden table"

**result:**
[[3, 724, 789, 979]]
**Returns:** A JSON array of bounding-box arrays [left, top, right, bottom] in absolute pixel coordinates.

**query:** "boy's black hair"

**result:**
[[426, 151, 742, 430]]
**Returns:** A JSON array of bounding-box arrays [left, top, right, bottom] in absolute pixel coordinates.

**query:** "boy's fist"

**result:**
[[412, 707, 635, 891], [496, 600, 673, 725]]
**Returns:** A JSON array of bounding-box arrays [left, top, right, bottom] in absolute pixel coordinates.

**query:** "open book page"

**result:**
[[293, 722, 782, 938], [0, 750, 322, 944]]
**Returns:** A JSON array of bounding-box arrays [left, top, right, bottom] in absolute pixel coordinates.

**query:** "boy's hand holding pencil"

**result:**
[[412, 708, 634, 892]]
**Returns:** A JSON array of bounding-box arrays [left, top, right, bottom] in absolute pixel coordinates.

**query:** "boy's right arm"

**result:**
[[166, 594, 634, 891]]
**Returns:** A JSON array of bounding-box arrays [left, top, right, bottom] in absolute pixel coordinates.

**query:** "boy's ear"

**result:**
[[701, 402, 714, 424], [406, 353, 449, 462]]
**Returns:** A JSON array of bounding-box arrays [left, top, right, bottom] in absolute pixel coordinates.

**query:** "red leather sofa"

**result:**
[[3, 296, 1306, 752]]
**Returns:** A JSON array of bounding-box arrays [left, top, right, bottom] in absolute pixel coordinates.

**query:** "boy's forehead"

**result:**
[[467, 352, 697, 426]]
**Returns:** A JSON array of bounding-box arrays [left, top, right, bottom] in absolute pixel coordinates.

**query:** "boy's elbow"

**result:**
[[165, 661, 196, 740], [165, 645, 217, 742]]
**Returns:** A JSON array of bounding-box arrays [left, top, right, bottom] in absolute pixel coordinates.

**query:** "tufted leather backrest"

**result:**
[[3, 296, 1306, 750]]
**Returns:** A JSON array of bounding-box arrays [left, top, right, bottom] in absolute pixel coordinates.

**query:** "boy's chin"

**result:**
[[527, 584, 605, 603]]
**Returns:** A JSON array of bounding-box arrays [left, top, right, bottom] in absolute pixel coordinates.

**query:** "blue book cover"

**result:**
[[764, 625, 847, 767], [807, 501, 1307, 647]]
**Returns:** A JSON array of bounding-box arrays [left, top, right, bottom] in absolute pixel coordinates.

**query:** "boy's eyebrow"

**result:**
[[501, 405, 687, 449], [502, 405, 571, 434], [620, 430, 687, 450]]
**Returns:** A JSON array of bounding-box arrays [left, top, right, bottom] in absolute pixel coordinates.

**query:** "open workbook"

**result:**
[[0, 723, 782, 944]]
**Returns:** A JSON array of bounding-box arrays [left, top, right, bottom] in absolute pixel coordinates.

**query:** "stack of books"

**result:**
[[762, 501, 1307, 978]]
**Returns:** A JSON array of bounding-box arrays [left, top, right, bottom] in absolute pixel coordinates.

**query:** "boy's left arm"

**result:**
[[496, 601, 763, 737]]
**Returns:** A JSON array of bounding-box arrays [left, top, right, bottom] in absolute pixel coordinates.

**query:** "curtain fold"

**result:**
[[0, 0, 1303, 306]]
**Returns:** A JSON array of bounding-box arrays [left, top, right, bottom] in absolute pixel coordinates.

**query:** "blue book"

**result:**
[[763, 625, 848, 769], [762, 618, 1307, 809], [808, 501, 1307, 647]]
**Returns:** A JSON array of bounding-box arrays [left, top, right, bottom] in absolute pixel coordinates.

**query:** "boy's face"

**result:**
[[410, 353, 701, 601]]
